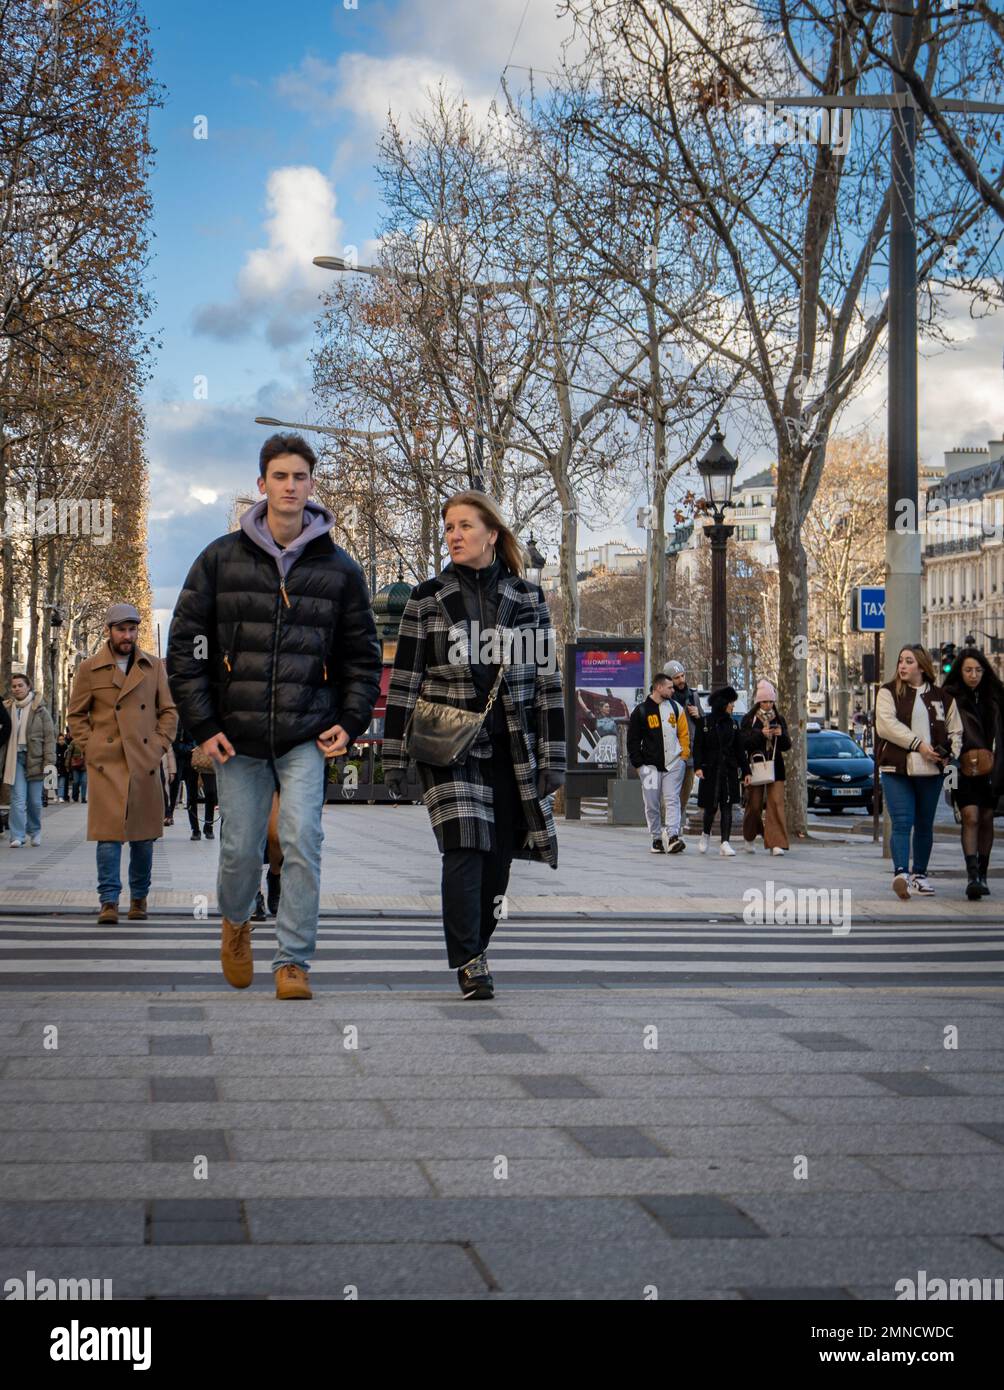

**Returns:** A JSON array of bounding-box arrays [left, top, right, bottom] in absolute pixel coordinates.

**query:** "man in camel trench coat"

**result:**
[[68, 602, 178, 926]]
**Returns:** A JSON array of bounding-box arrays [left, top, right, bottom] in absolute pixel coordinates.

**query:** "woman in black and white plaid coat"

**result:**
[[383, 492, 565, 1000]]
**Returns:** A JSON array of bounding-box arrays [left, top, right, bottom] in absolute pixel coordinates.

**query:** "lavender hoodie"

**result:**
[[239, 499, 336, 579]]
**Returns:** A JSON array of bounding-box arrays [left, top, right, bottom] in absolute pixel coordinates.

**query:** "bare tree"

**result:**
[[560, 0, 1003, 833]]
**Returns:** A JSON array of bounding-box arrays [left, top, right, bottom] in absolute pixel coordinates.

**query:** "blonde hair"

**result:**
[[441, 491, 525, 578]]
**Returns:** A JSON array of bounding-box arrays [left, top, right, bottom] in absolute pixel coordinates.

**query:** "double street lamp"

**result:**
[[697, 422, 739, 690], [314, 254, 500, 493]]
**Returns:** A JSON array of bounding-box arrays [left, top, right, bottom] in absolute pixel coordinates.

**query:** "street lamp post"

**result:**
[[524, 533, 546, 589], [698, 423, 739, 690], [313, 256, 494, 492]]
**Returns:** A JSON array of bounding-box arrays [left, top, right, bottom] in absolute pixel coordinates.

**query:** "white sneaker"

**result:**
[[29, 834, 41, 847], [719, 841, 736, 857], [744, 840, 755, 854], [893, 872, 911, 900], [911, 873, 935, 895], [771, 846, 786, 856], [660, 827, 671, 854], [698, 833, 709, 854], [10, 840, 23, 848]]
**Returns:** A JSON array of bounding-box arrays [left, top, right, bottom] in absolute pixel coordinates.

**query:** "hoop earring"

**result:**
[[482, 540, 496, 564]]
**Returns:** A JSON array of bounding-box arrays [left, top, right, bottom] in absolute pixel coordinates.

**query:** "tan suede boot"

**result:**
[[97, 902, 119, 926], [127, 898, 148, 921], [275, 964, 312, 1000], [220, 917, 254, 989]]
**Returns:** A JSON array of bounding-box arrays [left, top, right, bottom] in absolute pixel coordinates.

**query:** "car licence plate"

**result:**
[[832, 787, 860, 796]]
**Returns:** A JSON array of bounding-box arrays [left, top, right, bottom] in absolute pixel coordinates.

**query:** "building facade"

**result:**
[[921, 438, 1004, 676]]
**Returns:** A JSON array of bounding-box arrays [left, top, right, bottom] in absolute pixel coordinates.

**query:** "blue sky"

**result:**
[[144, 0, 589, 638], [143, 0, 1004, 641]]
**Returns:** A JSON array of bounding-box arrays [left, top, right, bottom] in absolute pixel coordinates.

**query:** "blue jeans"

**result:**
[[9, 751, 43, 842], [881, 772, 942, 875], [215, 741, 327, 972], [97, 840, 154, 903], [72, 767, 87, 801]]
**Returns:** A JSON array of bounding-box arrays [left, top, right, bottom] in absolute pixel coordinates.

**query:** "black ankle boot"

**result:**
[[965, 854, 982, 901], [977, 854, 991, 896]]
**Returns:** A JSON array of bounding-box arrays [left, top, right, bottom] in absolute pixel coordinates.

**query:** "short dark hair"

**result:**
[[650, 674, 671, 692], [258, 432, 317, 479]]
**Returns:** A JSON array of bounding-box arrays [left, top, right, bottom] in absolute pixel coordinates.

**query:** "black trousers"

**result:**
[[440, 732, 526, 969], [179, 764, 217, 832]]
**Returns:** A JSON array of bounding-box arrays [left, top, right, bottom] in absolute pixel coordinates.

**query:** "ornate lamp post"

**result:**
[[524, 533, 546, 589], [698, 422, 739, 689]]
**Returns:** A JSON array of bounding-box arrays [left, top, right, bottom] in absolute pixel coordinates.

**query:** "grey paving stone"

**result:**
[[0, 1132, 149, 1163], [216, 1074, 528, 1102], [638, 1195, 767, 1238], [437, 1006, 503, 1020], [246, 1196, 664, 1244], [565, 1126, 667, 1158], [149, 1199, 243, 1220], [783, 1032, 872, 1053], [1, 1159, 435, 1200], [473, 1034, 546, 1055], [717, 1004, 793, 1019], [740, 1286, 853, 1299], [420, 1154, 895, 1197], [382, 1098, 785, 1128], [149, 1131, 229, 1162], [149, 1222, 246, 1245], [769, 1097, 1004, 1124], [0, 1202, 145, 1246], [467, 1235, 1004, 1295], [578, 1073, 891, 1100], [733, 1192, 1004, 1237], [0, 1242, 488, 1297], [148, 1035, 212, 1056], [229, 1127, 584, 1161], [646, 1123, 1002, 1157], [861, 1155, 1004, 1190], [148, 1007, 206, 1022], [518, 1075, 599, 1100], [150, 1078, 219, 1103], [965, 1123, 1004, 1147], [0, 1079, 149, 1102], [858, 1071, 962, 1097]]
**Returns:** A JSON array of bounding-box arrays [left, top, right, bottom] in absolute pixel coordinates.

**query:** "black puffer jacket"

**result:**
[[166, 527, 382, 761]]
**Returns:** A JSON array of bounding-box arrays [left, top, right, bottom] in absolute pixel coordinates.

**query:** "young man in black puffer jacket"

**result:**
[[166, 433, 382, 1000]]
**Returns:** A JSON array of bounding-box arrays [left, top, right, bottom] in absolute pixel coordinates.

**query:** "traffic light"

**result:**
[[940, 642, 957, 675]]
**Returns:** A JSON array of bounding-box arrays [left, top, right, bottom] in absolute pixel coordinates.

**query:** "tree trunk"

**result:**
[[0, 395, 15, 676], [836, 627, 850, 732], [774, 456, 809, 837], [25, 538, 42, 686], [553, 455, 579, 655]]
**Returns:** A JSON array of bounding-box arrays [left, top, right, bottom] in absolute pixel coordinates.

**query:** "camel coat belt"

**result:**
[[67, 643, 178, 842]]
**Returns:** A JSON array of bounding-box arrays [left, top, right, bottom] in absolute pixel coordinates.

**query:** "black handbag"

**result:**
[[404, 665, 506, 768]]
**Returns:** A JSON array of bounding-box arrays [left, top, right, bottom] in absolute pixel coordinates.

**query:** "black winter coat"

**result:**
[[694, 712, 750, 809], [740, 709, 792, 781], [166, 529, 382, 760], [947, 682, 1004, 795]]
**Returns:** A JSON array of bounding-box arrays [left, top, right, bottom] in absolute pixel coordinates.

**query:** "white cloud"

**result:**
[[192, 165, 343, 346], [276, 52, 496, 137]]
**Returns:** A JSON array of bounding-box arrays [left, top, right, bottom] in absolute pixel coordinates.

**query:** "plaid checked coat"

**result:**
[[382, 564, 565, 867]]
